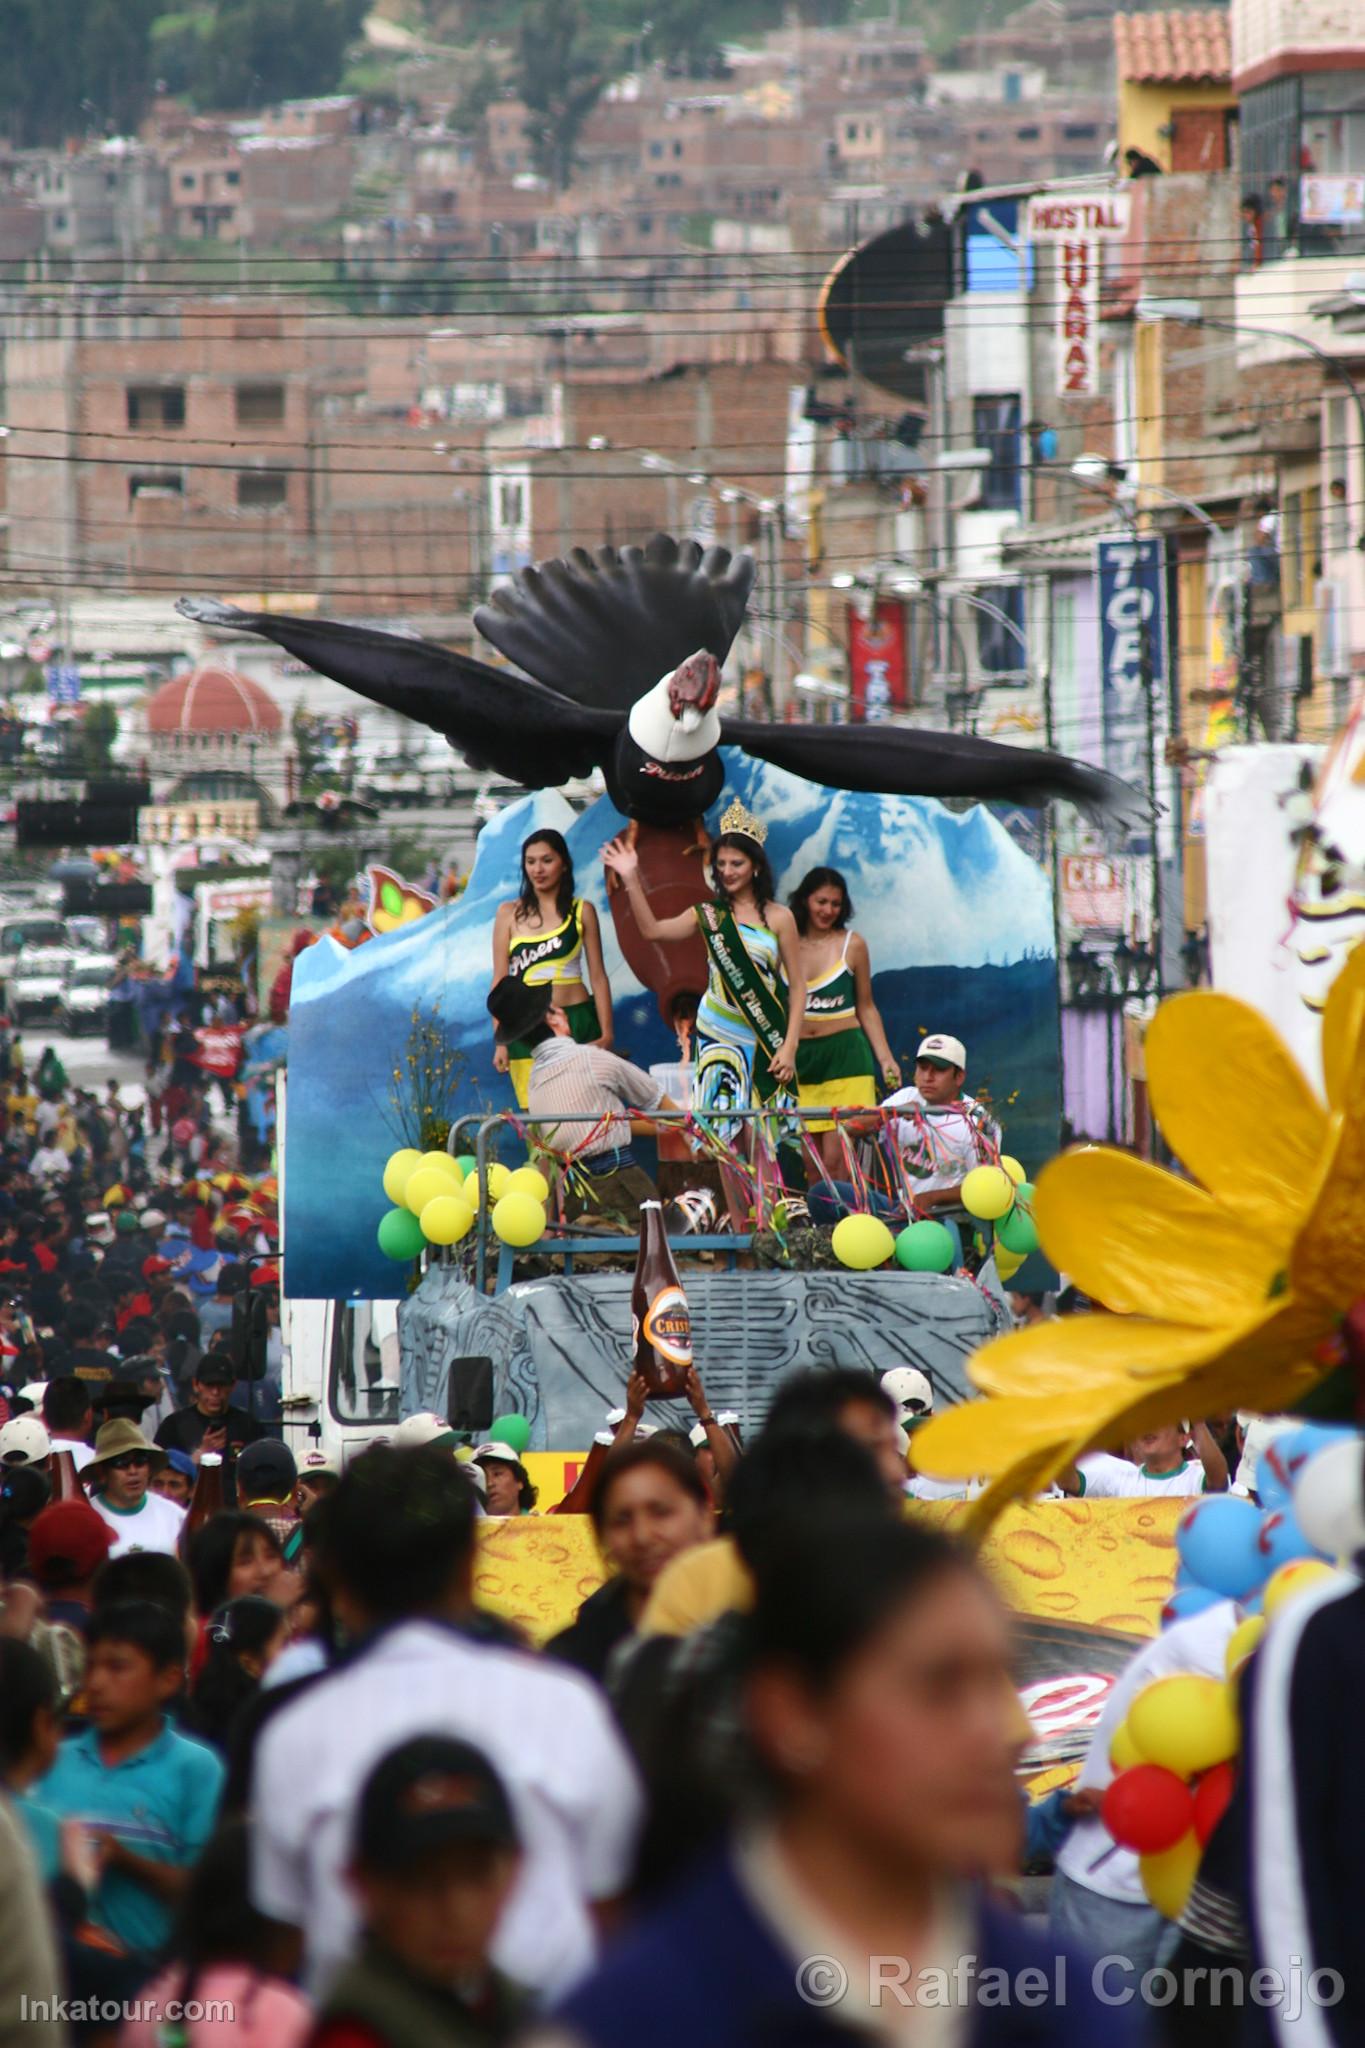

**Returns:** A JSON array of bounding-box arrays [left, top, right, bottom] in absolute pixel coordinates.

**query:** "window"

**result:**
[[975, 583, 1027, 676], [225, 169, 240, 186], [672, 140, 683, 157], [180, 172, 196, 189], [236, 470, 287, 508], [128, 472, 184, 501], [1016, 125, 1040, 141], [1281, 486, 1321, 609], [126, 385, 185, 430], [1063, 123, 1098, 140], [972, 394, 1022, 512], [497, 480, 525, 528], [648, 141, 663, 158], [235, 383, 285, 426]]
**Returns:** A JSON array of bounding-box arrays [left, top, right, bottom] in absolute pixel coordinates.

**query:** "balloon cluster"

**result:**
[[960, 1157, 1037, 1279], [376, 1148, 551, 1260], [1100, 1427, 1361, 1920]]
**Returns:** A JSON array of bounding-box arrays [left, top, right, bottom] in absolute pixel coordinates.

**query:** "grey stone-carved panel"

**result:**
[[400, 1269, 1002, 1449]]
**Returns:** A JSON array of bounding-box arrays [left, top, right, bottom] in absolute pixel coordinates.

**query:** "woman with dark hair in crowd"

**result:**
[[789, 865, 900, 1174], [182, 1595, 288, 1754], [549, 1519, 1143, 2048], [123, 1820, 311, 2048], [547, 1442, 713, 1681], [186, 1512, 290, 1620], [492, 829, 613, 1105]]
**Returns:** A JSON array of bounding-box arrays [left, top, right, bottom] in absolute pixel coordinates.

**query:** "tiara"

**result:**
[[718, 796, 768, 846]]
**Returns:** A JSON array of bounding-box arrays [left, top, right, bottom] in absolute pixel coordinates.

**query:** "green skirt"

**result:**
[[508, 997, 599, 1108], [796, 1027, 878, 1131]]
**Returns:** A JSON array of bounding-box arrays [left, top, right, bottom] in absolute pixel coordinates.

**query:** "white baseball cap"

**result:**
[[473, 1441, 523, 1466], [881, 1367, 934, 1419], [916, 1034, 966, 1069], [0, 1415, 51, 1466], [392, 1411, 457, 1451]]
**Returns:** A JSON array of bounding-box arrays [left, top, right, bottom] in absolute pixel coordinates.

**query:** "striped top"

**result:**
[[508, 901, 585, 987], [803, 934, 858, 1025], [527, 1038, 666, 1158], [697, 920, 784, 1044]]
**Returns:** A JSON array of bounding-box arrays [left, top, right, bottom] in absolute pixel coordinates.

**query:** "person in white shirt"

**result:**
[[29, 1143, 69, 1181], [1051, 1600, 1239, 1971], [1060, 1422, 1228, 1499], [84, 1419, 186, 1558], [42, 1376, 96, 1472], [875, 1033, 1001, 1265], [250, 1442, 642, 2003]]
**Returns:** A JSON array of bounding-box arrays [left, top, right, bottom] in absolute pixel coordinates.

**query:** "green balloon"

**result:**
[[456, 1154, 478, 1179], [488, 1412, 532, 1454], [377, 1206, 426, 1260], [894, 1220, 956, 1273], [380, 881, 403, 914], [996, 1186, 1039, 1256]]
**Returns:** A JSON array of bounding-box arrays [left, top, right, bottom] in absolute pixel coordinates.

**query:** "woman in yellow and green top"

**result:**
[[791, 865, 901, 1174], [492, 829, 613, 1106]]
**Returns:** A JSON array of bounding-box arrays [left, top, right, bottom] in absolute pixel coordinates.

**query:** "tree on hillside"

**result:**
[[515, 0, 606, 190]]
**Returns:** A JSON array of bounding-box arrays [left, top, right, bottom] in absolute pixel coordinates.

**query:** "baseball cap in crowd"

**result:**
[[0, 1414, 50, 1466], [164, 1447, 197, 1484], [237, 1438, 297, 1502], [140, 1209, 167, 1233], [881, 1367, 934, 1423], [26, 1499, 113, 1586], [354, 1735, 519, 1872], [916, 1034, 966, 1070], [142, 1257, 173, 1281], [85, 1212, 113, 1241], [392, 1411, 459, 1452], [115, 1211, 140, 1237], [473, 1441, 522, 1467], [195, 1354, 237, 1386]]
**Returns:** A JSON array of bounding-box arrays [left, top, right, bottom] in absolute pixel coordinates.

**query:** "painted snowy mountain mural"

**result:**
[[284, 752, 1060, 1300]]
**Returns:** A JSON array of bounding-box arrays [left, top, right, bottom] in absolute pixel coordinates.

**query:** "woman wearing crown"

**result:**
[[602, 798, 805, 1126]]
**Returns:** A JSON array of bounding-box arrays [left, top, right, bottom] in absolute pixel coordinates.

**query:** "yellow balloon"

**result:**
[[506, 1165, 550, 1203], [1225, 1613, 1266, 1676], [1128, 1675, 1239, 1778], [419, 1150, 463, 1184], [1109, 1718, 1144, 1772], [1262, 1557, 1335, 1621], [1139, 1831, 1201, 1919], [831, 1213, 895, 1270], [419, 1193, 474, 1246], [405, 1165, 458, 1217], [382, 1148, 423, 1204], [469, 1162, 513, 1204], [961, 1165, 1016, 1221], [999, 1155, 1027, 1185], [994, 1244, 1026, 1281], [491, 1191, 546, 1248]]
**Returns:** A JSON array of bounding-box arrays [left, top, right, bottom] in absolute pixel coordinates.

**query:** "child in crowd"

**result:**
[[310, 1735, 525, 2048], [35, 1599, 224, 1962], [152, 1448, 196, 1508], [183, 1596, 287, 1754], [123, 1820, 311, 2048]]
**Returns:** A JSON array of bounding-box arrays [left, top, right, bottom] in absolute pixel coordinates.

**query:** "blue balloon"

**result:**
[[1161, 1585, 1223, 1627], [1176, 1495, 1266, 1600], [1257, 1505, 1321, 1575], [1259, 1425, 1354, 1508]]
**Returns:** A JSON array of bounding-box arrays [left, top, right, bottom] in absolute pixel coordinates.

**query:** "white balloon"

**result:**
[[1293, 1438, 1365, 1560]]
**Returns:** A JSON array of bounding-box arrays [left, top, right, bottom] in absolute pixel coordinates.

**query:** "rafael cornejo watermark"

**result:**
[[793, 1953, 1343, 2020]]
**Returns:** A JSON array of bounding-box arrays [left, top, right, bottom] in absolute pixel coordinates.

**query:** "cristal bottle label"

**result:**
[[642, 1286, 692, 1366]]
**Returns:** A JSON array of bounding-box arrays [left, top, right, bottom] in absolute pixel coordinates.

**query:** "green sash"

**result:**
[[696, 903, 789, 1102]]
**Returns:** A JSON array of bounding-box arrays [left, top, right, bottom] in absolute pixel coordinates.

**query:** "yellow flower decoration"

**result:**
[[913, 945, 1365, 1528]]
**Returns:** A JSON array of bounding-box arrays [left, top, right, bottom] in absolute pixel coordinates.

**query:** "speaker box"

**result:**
[[447, 1355, 494, 1435]]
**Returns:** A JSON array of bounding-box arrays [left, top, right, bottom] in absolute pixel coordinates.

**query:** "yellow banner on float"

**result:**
[[473, 1495, 1184, 1645]]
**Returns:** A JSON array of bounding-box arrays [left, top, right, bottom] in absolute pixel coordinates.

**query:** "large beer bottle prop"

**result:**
[[631, 1200, 691, 1398], [179, 1451, 224, 1556], [51, 1449, 82, 1502]]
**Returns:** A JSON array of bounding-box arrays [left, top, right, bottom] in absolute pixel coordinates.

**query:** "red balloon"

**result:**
[[1193, 1760, 1236, 1846], [1101, 1765, 1196, 1854]]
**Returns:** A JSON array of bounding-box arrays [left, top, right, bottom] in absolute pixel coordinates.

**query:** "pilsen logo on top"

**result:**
[[1025, 191, 1133, 400]]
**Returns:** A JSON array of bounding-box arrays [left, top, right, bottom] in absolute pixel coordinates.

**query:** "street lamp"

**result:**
[[1069, 455, 1224, 542], [1135, 297, 1365, 546]]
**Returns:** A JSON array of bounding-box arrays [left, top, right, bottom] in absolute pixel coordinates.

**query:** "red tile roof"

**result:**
[[146, 665, 282, 737], [1114, 10, 1231, 85]]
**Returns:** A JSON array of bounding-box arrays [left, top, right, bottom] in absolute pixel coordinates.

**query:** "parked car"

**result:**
[[57, 955, 115, 1035], [10, 948, 75, 1023]]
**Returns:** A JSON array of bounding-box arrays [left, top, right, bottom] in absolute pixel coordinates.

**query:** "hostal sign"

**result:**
[[1026, 193, 1132, 398]]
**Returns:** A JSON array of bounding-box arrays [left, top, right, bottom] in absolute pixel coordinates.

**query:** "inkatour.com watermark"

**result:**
[[793, 1955, 1344, 2021], [21, 1996, 235, 2027]]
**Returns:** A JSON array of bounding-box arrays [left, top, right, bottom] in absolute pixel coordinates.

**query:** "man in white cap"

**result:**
[[881, 1367, 973, 1501], [0, 1414, 51, 1469], [881, 1033, 1001, 1254]]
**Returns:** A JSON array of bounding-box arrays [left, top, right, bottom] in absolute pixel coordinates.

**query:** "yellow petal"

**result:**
[[971, 1312, 1214, 1398], [1291, 1040, 1365, 1307], [1145, 993, 1327, 1227], [1034, 1149, 1285, 1325], [1321, 941, 1365, 1111]]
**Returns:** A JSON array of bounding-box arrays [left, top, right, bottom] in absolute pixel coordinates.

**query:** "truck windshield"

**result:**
[[329, 1301, 401, 1425]]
